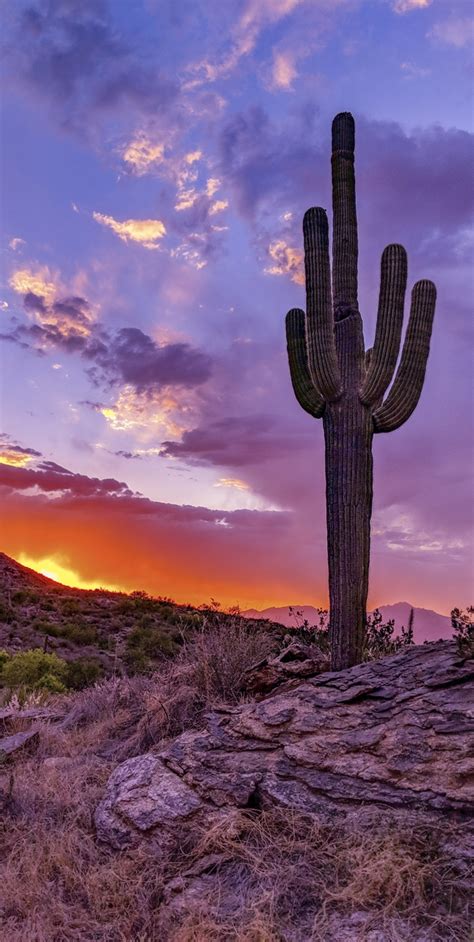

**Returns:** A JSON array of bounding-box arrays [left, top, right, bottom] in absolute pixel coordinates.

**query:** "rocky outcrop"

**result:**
[[96, 642, 474, 851], [0, 729, 39, 759]]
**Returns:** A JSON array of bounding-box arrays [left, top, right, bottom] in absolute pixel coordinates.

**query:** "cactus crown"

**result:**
[[286, 112, 436, 432]]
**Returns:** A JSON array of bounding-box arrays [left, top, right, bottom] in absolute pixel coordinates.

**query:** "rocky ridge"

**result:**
[[96, 641, 473, 848]]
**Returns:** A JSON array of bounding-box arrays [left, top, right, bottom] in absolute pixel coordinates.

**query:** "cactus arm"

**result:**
[[303, 207, 342, 401], [286, 308, 325, 418], [331, 112, 358, 317], [373, 280, 436, 433], [360, 244, 407, 405]]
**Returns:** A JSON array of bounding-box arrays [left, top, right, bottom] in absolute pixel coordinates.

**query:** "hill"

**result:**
[[0, 551, 282, 679]]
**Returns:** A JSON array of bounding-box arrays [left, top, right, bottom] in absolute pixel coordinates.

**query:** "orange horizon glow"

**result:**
[[17, 553, 121, 593]]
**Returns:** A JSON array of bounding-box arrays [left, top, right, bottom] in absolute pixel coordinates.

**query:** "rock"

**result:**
[[95, 753, 203, 849], [243, 640, 329, 695], [0, 729, 39, 759], [96, 642, 474, 850]]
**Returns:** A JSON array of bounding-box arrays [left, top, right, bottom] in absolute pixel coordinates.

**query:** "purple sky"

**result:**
[[0, 0, 473, 612]]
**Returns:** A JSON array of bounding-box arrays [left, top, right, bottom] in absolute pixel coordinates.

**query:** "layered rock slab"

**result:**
[[96, 641, 474, 849]]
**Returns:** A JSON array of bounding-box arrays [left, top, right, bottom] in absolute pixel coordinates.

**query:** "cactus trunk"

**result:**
[[285, 113, 436, 671], [324, 398, 373, 669]]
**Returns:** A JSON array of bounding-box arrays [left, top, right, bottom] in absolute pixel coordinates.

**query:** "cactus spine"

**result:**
[[286, 113, 436, 670]]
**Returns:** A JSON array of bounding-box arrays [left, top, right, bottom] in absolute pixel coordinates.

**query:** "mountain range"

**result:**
[[242, 603, 452, 643]]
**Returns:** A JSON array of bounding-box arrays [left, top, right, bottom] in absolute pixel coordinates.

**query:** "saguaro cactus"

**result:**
[[286, 112, 436, 671]]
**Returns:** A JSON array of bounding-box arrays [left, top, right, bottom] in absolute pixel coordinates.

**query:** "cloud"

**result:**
[[393, 0, 431, 13], [5, 264, 213, 394], [0, 434, 42, 467], [161, 414, 312, 468], [4, 0, 178, 140], [0, 461, 133, 499], [271, 49, 298, 89], [9, 264, 96, 348], [97, 386, 188, 437], [400, 61, 430, 79], [215, 478, 250, 491], [92, 327, 212, 392], [265, 239, 304, 284], [92, 213, 166, 249], [429, 16, 474, 48], [121, 134, 166, 175], [10, 266, 57, 305], [185, 0, 303, 87], [9, 237, 26, 251]]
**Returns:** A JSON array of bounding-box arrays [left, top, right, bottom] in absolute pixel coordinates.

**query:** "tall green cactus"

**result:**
[[285, 112, 436, 671]]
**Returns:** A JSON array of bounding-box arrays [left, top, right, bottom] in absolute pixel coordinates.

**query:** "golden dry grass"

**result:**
[[1, 623, 471, 941]]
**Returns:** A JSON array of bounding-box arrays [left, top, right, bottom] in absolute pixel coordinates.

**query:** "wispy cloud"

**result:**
[[393, 0, 431, 13], [92, 213, 166, 249], [271, 49, 298, 89], [429, 16, 474, 48], [185, 0, 303, 87], [400, 61, 430, 79]]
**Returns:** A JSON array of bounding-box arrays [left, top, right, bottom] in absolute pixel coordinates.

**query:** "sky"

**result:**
[[0, 0, 473, 613]]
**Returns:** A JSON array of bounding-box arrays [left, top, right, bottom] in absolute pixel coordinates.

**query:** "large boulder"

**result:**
[[96, 641, 474, 851]]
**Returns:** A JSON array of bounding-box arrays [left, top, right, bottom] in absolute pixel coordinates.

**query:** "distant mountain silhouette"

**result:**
[[243, 602, 451, 643]]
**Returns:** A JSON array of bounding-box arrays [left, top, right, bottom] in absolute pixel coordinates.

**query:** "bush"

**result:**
[[451, 606, 474, 657], [0, 601, 14, 624], [363, 609, 414, 661], [35, 672, 67, 694], [66, 658, 103, 690], [125, 625, 179, 673], [60, 598, 82, 616], [1, 648, 68, 691]]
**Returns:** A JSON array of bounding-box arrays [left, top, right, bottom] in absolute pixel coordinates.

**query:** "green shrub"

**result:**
[[66, 658, 103, 690], [0, 601, 14, 624], [0, 649, 10, 671], [125, 624, 179, 673], [1, 649, 68, 690], [35, 672, 67, 694], [60, 598, 82, 616]]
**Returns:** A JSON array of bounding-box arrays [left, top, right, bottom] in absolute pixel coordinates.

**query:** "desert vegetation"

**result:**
[[1, 616, 471, 942]]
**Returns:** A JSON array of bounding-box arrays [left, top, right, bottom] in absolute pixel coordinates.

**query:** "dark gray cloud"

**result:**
[[96, 327, 213, 391], [4, 0, 178, 137], [161, 414, 314, 467]]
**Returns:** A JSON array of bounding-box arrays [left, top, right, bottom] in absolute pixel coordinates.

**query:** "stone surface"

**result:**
[[0, 729, 39, 759], [242, 639, 329, 695], [96, 642, 474, 849]]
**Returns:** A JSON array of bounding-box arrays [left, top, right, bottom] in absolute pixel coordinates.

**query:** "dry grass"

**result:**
[[1, 619, 471, 941]]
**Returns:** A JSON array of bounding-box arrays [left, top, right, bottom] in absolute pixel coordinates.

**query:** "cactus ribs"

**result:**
[[285, 113, 436, 670]]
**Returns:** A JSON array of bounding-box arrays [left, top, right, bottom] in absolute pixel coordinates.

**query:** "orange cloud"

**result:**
[[0, 449, 34, 468], [92, 212, 166, 249], [10, 266, 57, 305], [122, 134, 165, 174], [265, 240, 304, 284]]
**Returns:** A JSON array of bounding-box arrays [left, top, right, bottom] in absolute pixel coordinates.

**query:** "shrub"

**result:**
[[60, 598, 82, 616], [125, 625, 179, 672], [35, 672, 67, 694], [0, 601, 14, 624], [363, 609, 414, 661], [451, 606, 474, 657], [1, 648, 68, 691], [66, 658, 103, 690]]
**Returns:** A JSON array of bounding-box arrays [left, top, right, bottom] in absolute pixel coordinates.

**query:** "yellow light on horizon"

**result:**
[[18, 553, 120, 592]]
